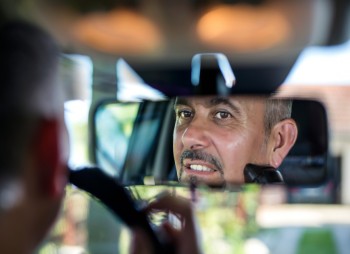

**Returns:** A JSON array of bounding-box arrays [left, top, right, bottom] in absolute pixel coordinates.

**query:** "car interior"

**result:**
[[92, 96, 329, 186], [1, 0, 350, 253]]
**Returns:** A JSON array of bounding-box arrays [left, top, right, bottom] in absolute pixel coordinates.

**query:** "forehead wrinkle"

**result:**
[[174, 96, 245, 119], [207, 96, 244, 117]]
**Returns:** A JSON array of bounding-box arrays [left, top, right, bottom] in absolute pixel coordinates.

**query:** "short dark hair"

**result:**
[[0, 21, 60, 176]]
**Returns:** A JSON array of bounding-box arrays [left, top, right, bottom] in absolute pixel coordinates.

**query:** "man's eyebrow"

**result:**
[[174, 97, 190, 109], [207, 97, 242, 115], [173, 97, 243, 115]]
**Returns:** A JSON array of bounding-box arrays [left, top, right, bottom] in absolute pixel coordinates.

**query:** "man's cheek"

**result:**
[[173, 142, 181, 166], [224, 135, 247, 151]]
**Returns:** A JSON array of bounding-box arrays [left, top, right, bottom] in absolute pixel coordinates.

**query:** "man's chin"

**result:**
[[179, 172, 225, 187]]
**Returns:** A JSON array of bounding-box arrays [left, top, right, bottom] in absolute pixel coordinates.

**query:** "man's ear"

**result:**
[[268, 119, 298, 168], [32, 119, 66, 198]]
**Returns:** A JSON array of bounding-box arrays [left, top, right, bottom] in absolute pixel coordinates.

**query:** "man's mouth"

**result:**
[[179, 149, 224, 180], [183, 161, 218, 176], [186, 162, 217, 172]]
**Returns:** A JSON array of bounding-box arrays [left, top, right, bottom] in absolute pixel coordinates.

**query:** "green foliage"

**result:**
[[129, 185, 261, 254], [297, 228, 338, 254]]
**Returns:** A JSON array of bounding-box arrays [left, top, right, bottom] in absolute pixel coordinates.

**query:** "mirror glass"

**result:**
[[93, 95, 328, 187]]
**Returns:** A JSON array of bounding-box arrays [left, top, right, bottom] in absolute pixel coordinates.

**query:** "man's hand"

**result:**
[[130, 192, 202, 254]]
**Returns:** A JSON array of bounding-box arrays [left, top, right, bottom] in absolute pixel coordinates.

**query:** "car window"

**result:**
[[95, 102, 139, 176], [38, 185, 132, 254]]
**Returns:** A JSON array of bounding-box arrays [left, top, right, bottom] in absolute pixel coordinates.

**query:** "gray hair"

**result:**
[[264, 98, 293, 137]]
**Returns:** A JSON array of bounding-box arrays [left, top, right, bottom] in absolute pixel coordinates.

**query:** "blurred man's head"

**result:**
[[173, 96, 297, 185], [0, 21, 68, 253]]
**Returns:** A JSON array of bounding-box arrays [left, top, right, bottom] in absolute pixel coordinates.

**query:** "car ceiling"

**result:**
[[1, 0, 350, 93]]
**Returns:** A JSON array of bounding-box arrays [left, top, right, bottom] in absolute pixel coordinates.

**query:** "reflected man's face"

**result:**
[[173, 96, 270, 185]]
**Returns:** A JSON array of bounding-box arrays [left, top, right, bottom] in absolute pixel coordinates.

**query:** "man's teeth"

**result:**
[[190, 164, 213, 172]]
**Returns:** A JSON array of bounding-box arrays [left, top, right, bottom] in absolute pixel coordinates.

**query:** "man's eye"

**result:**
[[214, 111, 232, 119], [178, 110, 192, 118]]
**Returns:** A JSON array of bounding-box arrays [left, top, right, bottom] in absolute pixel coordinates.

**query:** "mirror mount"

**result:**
[[191, 53, 236, 96]]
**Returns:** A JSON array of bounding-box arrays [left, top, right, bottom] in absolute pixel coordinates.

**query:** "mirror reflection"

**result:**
[[173, 96, 297, 185], [93, 95, 328, 187]]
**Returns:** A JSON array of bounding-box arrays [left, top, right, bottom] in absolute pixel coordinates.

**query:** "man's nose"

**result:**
[[181, 121, 210, 150]]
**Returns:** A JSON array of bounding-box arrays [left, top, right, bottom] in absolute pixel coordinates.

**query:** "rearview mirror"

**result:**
[[91, 95, 328, 187]]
